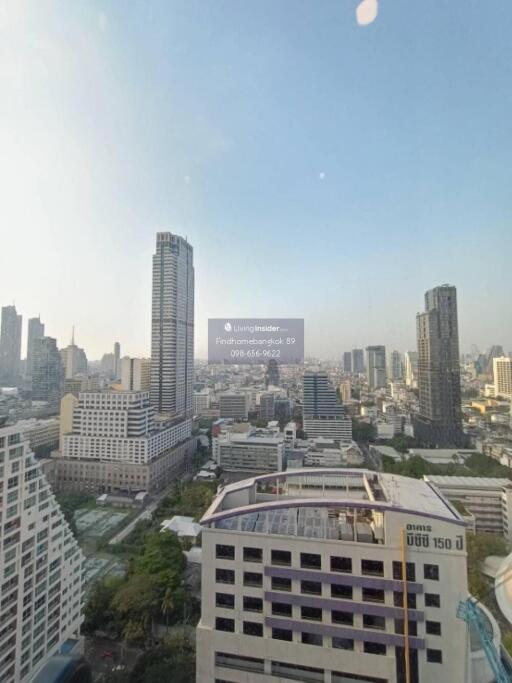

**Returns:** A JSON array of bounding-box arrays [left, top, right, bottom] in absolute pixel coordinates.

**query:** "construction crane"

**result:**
[[457, 598, 511, 683]]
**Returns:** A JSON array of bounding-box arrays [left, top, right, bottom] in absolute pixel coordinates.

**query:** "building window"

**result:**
[[216, 593, 235, 609], [363, 614, 386, 631], [272, 628, 293, 641], [215, 652, 264, 674], [331, 556, 352, 573], [364, 642, 386, 655], [425, 593, 441, 608], [243, 547, 262, 563], [216, 568, 235, 584], [332, 637, 354, 651], [331, 584, 353, 599], [332, 610, 353, 625], [272, 602, 292, 617], [394, 619, 417, 636], [216, 544, 235, 560], [392, 561, 416, 582], [243, 571, 262, 588], [393, 591, 416, 609], [272, 576, 292, 592], [301, 552, 321, 570], [243, 621, 263, 637], [362, 587, 385, 603], [361, 559, 384, 576], [301, 605, 322, 621], [426, 649, 443, 663], [271, 549, 291, 566], [424, 564, 439, 581], [301, 632, 323, 646], [215, 617, 235, 632], [243, 596, 263, 613], [301, 580, 322, 596], [271, 662, 324, 681], [426, 621, 442, 636]]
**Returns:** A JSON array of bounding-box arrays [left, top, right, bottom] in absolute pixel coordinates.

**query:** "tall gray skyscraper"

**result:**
[[343, 351, 352, 373], [302, 371, 352, 440], [0, 305, 22, 384], [114, 341, 121, 379], [414, 284, 465, 447], [351, 348, 364, 374], [26, 316, 45, 378], [388, 349, 403, 380], [150, 232, 194, 417], [32, 336, 62, 410], [366, 345, 387, 390]]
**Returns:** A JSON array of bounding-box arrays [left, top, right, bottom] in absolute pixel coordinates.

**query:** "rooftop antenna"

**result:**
[[71, 325, 75, 346]]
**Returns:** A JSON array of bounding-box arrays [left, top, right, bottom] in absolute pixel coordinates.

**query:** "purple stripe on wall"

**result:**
[[265, 566, 424, 594], [265, 616, 426, 650], [264, 591, 424, 622]]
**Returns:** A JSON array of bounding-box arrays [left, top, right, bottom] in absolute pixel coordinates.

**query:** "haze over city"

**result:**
[[1, 0, 512, 359]]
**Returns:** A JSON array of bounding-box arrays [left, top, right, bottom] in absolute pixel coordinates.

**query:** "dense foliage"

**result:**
[[351, 419, 377, 442], [382, 452, 512, 480], [129, 631, 195, 683]]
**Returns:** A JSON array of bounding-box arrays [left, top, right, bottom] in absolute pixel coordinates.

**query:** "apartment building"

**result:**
[[0, 422, 84, 682], [197, 469, 469, 683], [219, 393, 249, 420], [213, 430, 285, 473]]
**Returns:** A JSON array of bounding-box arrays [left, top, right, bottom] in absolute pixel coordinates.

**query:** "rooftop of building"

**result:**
[[424, 475, 512, 489], [201, 468, 464, 531]]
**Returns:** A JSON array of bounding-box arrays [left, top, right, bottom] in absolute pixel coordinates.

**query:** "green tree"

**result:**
[[82, 576, 126, 635], [352, 419, 377, 443], [161, 588, 174, 630]]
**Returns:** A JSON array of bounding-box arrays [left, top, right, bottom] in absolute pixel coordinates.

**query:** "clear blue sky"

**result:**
[[1, 0, 511, 359]]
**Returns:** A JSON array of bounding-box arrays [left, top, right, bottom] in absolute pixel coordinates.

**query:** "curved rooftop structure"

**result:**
[[495, 551, 512, 625], [201, 469, 465, 543]]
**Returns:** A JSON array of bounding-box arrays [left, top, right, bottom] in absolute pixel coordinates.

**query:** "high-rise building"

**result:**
[[259, 392, 275, 421], [0, 305, 22, 385], [366, 345, 387, 390], [351, 348, 365, 374], [414, 285, 465, 448], [100, 352, 115, 378], [303, 372, 352, 441], [0, 421, 84, 682], [196, 468, 471, 683], [194, 388, 211, 416], [339, 380, 351, 403], [494, 356, 512, 400], [150, 232, 194, 417], [404, 351, 419, 388], [120, 357, 151, 391], [60, 331, 88, 380], [485, 345, 505, 375], [265, 359, 279, 388], [388, 350, 403, 381], [343, 351, 352, 373], [58, 390, 194, 493], [32, 337, 62, 410], [26, 316, 45, 379], [114, 341, 121, 379]]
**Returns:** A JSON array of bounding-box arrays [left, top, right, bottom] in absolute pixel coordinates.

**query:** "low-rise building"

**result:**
[[219, 393, 249, 420], [213, 429, 285, 473], [424, 475, 512, 539]]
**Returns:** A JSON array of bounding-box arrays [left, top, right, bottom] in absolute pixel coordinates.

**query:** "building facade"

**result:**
[[56, 390, 194, 493], [26, 317, 45, 380], [493, 357, 512, 400], [303, 372, 352, 442], [366, 346, 387, 391], [31, 337, 62, 410], [219, 393, 249, 420], [213, 432, 285, 472], [150, 232, 194, 418], [404, 352, 419, 389], [414, 285, 465, 448], [0, 422, 84, 682], [120, 357, 151, 392], [0, 305, 22, 385], [388, 351, 403, 381], [196, 469, 469, 683], [352, 349, 365, 375], [343, 352, 352, 373]]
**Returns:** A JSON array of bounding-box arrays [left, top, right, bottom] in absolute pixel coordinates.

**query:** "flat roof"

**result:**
[[202, 468, 464, 527], [425, 475, 512, 489]]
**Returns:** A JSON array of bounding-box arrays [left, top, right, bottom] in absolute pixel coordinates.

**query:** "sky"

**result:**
[[1, 0, 511, 361]]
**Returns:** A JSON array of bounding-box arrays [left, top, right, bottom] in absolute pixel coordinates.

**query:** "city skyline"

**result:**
[[1, 1, 512, 359]]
